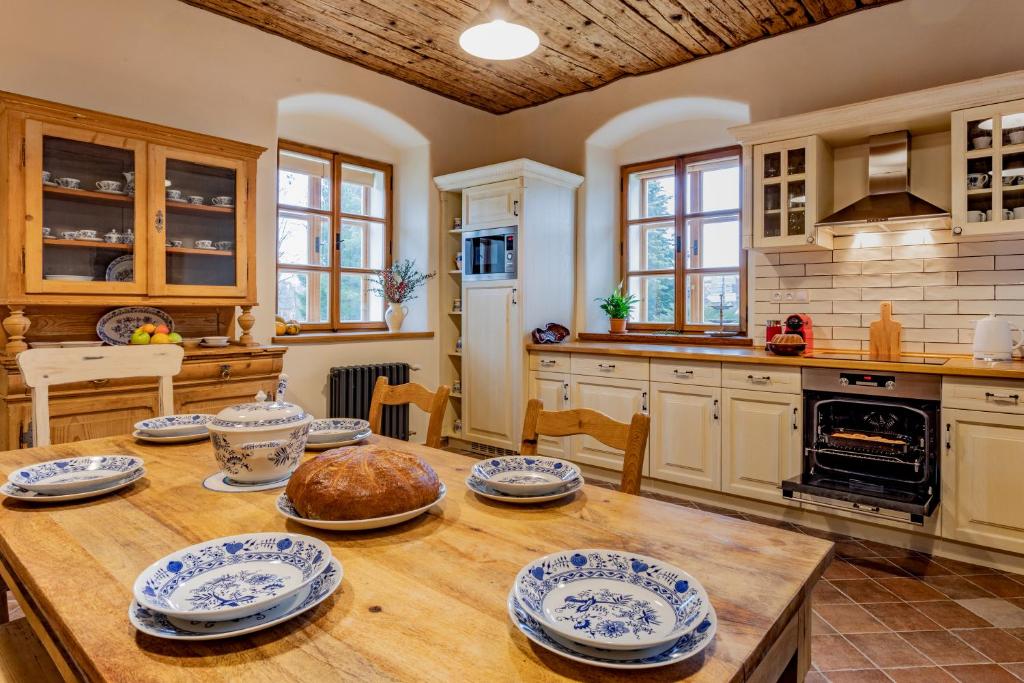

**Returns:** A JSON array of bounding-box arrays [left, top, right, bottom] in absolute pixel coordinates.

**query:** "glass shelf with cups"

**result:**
[[752, 135, 833, 251], [953, 100, 1024, 238]]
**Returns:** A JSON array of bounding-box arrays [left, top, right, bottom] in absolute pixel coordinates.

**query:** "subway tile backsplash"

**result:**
[[752, 227, 1024, 354]]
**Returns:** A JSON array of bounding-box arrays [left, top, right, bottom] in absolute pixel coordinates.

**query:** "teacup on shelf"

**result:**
[[194, 239, 214, 249], [1010, 131, 1024, 145], [171, 240, 183, 248], [61, 230, 79, 239], [56, 177, 81, 189], [42, 227, 52, 238], [972, 135, 993, 150], [95, 180, 122, 193], [967, 172, 990, 190], [166, 189, 182, 200], [214, 241, 233, 251], [77, 229, 98, 239], [188, 196, 204, 205], [42, 171, 52, 183], [211, 196, 233, 207]]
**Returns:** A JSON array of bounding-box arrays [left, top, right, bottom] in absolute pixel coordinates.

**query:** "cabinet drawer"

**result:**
[[722, 364, 801, 394], [571, 354, 648, 381], [650, 359, 721, 386], [177, 357, 281, 383], [530, 353, 570, 373], [943, 377, 1024, 415]]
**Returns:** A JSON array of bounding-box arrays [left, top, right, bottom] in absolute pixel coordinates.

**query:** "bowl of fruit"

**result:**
[[130, 323, 182, 346], [97, 306, 179, 346]]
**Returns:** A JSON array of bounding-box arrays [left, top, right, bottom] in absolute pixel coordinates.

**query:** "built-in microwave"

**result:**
[[463, 226, 517, 281]]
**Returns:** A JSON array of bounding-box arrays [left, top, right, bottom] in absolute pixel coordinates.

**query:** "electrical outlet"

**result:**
[[780, 289, 809, 303], [771, 291, 783, 302]]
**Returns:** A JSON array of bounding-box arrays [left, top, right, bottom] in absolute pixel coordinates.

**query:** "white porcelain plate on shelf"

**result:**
[[0, 468, 145, 503], [8, 455, 143, 494], [507, 592, 716, 670], [96, 306, 173, 345], [129, 558, 342, 641], [133, 532, 332, 622], [105, 255, 134, 283], [514, 549, 711, 651], [275, 483, 446, 531]]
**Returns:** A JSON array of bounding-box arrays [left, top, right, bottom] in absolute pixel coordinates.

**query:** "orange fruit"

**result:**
[[150, 332, 171, 344], [141, 323, 157, 334]]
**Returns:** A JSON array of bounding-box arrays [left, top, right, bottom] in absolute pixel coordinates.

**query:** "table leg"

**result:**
[[748, 595, 812, 683]]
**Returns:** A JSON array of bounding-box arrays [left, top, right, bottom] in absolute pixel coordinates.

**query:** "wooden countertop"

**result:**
[[527, 341, 1024, 380], [0, 435, 831, 682]]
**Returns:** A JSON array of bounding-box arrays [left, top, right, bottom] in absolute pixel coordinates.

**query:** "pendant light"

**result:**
[[459, 0, 539, 61]]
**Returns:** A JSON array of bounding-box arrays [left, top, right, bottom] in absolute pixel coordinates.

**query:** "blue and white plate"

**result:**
[[104, 254, 134, 283], [276, 482, 446, 531], [133, 532, 332, 622], [96, 306, 174, 345], [1, 468, 145, 503], [129, 558, 342, 641], [472, 456, 581, 495], [133, 430, 209, 445], [514, 549, 711, 651], [8, 455, 143, 494], [305, 429, 372, 451], [467, 475, 582, 504], [508, 592, 716, 670], [135, 414, 214, 437], [308, 418, 370, 443]]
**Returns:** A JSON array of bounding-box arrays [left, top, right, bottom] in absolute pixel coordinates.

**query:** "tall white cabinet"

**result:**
[[434, 160, 583, 451]]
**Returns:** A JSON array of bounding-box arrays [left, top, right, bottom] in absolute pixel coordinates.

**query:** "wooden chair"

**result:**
[[17, 345, 185, 447], [368, 376, 450, 449], [0, 619, 62, 682], [520, 398, 651, 496]]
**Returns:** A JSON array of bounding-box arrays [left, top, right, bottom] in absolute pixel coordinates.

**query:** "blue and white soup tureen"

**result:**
[[207, 398, 312, 485]]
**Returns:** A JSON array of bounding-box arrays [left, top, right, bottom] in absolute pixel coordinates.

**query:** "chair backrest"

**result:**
[[368, 376, 450, 449], [520, 398, 651, 495], [17, 345, 185, 447]]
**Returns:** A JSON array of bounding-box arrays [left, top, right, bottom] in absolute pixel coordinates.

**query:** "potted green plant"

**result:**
[[369, 259, 436, 332], [595, 283, 638, 334]]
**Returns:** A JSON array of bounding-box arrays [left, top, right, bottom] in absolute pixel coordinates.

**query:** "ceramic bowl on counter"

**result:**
[[208, 400, 312, 485]]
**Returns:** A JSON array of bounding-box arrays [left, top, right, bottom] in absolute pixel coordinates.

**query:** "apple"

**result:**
[[168, 332, 183, 344], [130, 331, 151, 345], [154, 324, 170, 335], [151, 332, 171, 344]]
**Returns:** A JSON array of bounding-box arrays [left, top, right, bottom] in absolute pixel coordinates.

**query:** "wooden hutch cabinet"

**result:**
[[0, 91, 283, 449]]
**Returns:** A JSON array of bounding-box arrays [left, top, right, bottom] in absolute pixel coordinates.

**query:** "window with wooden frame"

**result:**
[[621, 146, 745, 333], [276, 140, 392, 331]]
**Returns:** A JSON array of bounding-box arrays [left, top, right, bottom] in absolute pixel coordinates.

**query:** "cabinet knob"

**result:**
[[220, 364, 232, 380], [953, 226, 963, 235], [806, 235, 815, 244]]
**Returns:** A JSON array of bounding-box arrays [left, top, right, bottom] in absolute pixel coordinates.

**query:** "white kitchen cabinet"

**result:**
[[528, 370, 571, 458], [721, 388, 802, 504], [752, 135, 833, 251], [570, 375, 649, 475], [951, 99, 1024, 239], [649, 381, 721, 490], [462, 179, 520, 229], [942, 408, 1024, 555], [463, 283, 521, 450]]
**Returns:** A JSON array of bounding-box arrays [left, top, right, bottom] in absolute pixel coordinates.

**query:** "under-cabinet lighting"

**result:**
[[459, 0, 539, 61]]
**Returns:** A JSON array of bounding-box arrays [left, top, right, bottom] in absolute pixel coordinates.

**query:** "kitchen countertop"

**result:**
[[526, 341, 1024, 380]]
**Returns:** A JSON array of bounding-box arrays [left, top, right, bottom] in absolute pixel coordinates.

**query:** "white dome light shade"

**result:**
[[459, 0, 539, 60]]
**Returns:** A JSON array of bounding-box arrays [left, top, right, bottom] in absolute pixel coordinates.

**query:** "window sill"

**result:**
[[272, 331, 434, 345], [577, 331, 753, 347]]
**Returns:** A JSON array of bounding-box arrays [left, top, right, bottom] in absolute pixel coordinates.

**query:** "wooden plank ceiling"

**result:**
[[179, 0, 902, 114]]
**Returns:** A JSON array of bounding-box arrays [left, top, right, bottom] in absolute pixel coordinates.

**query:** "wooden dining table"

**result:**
[[0, 434, 832, 682]]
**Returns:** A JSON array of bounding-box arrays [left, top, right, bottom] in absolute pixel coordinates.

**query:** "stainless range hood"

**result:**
[[816, 131, 949, 227]]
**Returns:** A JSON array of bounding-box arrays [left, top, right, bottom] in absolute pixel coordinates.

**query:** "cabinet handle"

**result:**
[[597, 363, 616, 370], [512, 288, 517, 305], [673, 369, 694, 377], [945, 422, 952, 451], [539, 359, 556, 367], [563, 382, 569, 402], [641, 391, 648, 413], [513, 200, 519, 217], [747, 374, 772, 384], [792, 407, 799, 431], [713, 399, 719, 421], [220, 364, 232, 380], [155, 209, 165, 233], [985, 392, 1020, 404], [91, 378, 109, 386], [953, 226, 963, 235]]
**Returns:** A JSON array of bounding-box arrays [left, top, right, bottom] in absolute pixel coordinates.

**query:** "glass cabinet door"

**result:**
[[23, 119, 148, 294], [755, 141, 810, 244], [148, 146, 248, 296], [956, 102, 1024, 236]]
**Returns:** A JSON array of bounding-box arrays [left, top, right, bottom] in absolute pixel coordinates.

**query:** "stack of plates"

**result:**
[[133, 414, 213, 444], [306, 418, 371, 450], [468, 456, 583, 504], [129, 533, 341, 641], [510, 549, 716, 669], [1, 455, 145, 503]]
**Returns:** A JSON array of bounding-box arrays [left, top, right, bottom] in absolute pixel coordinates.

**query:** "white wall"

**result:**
[[0, 0, 497, 437]]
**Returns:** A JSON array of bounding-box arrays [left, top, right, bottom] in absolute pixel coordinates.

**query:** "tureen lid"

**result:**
[[211, 400, 308, 429]]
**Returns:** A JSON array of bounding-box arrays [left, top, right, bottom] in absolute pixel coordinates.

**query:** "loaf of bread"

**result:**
[[286, 444, 441, 520]]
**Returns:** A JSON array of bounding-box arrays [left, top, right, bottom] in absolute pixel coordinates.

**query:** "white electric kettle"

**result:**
[[973, 313, 1024, 360]]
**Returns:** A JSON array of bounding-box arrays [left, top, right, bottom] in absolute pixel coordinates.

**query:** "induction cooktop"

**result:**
[[802, 351, 950, 366]]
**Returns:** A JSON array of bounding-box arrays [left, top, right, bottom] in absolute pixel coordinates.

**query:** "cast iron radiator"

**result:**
[[328, 363, 410, 440]]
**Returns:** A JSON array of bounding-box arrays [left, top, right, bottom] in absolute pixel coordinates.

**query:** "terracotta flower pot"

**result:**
[[609, 318, 627, 334]]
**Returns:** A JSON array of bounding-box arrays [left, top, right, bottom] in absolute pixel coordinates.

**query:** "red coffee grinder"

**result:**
[[784, 314, 814, 352]]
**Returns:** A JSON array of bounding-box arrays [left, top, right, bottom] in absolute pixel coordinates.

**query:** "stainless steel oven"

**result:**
[[463, 227, 517, 281]]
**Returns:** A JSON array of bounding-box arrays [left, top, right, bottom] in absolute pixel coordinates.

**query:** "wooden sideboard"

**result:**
[[0, 345, 285, 450]]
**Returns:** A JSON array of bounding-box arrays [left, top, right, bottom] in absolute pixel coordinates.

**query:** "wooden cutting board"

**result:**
[[869, 301, 902, 358]]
